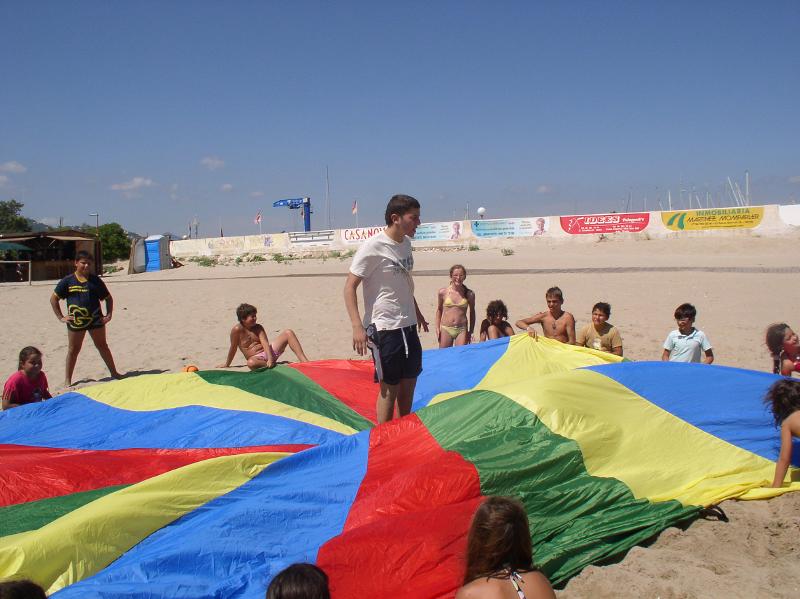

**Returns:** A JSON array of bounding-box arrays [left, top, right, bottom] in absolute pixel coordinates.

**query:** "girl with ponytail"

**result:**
[[765, 323, 800, 376]]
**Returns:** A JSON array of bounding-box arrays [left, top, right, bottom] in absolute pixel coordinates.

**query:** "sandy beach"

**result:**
[[2, 234, 799, 596]]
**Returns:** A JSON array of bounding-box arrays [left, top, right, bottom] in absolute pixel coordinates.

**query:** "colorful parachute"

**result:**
[[1, 335, 797, 598]]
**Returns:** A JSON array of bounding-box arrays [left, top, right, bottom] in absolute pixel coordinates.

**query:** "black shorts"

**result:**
[[367, 324, 423, 386], [66, 306, 105, 332]]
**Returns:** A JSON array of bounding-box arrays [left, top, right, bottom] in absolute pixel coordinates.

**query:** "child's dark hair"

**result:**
[[463, 496, 534, 585], [674, 303, 696, 320], [486, 300, 508, 320], [0, 579, 48, 599], [266, 563, 330, 599], [545, 286, 563, 301], [766, 323, 791, 375], [384, 194, 420, 226], [592, 302, 611, 318], [18, 347, 42, 370], [75, 250, 93, 261], [236, 303, 257, 323], [763, 379, 800, 427]]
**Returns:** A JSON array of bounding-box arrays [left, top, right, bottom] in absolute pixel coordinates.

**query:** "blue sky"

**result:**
[[1, 1, 798, 236]]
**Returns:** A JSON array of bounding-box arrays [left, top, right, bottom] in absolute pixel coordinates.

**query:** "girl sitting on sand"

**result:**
[[455, 496, 556, 599], [763, 379, 800, 488], [2, 346, 51, 410], [765, 323, 800, 376], [436, 264, 476, 348], [479, 300, 515, 341]]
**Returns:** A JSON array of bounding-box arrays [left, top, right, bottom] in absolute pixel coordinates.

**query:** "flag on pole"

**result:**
[[352, 200, 358, 215], [254, 211, 262, 225]]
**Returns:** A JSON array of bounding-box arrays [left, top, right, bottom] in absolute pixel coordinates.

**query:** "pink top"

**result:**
[[2, 370, 50, 408]]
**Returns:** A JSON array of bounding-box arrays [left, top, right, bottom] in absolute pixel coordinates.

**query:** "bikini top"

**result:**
[[443, 292, 469, 308], [509, 570, 527, 599]]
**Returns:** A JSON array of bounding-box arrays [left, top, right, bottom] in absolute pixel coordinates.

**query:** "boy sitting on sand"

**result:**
[[515, 286, 576, 344], [218, 303, 309, 370]]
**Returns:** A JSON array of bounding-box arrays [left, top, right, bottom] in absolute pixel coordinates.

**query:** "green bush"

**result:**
[[188, 256, 217, 267], [468, 244, 480, 251], [501, 248, 514, 256]]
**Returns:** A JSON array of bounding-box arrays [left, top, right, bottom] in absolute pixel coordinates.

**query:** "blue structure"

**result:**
[[272, 197, 312, 232], [142, 235, 171, 272]]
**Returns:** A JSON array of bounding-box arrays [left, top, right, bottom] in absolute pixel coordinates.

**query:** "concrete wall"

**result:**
[[171, 204, 796, 259]]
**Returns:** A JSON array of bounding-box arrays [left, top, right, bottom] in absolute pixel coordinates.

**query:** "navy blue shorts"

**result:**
[[367, 324, 423, 386]]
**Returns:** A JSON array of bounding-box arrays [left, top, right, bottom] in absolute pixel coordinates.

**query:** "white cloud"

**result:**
[[249, 191, 265, 198], [537, 184, 553, 194], [220, 183, 234, 192], [110, 177, 156, 191], [0, 161, 27, 173], [201, 156, 225, 170], [0, 175, 8, 186], [789, 176, 800, 184]]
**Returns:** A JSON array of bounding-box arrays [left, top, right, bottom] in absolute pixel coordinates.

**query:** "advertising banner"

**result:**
[[288, 231, 336, 246], [412, 221, 466, 242], [341, 226, 384, 244], [779, 205, 800, 227], [661, 207, 764, 231], [560, 212, 649, 235], [470, 217, 548, 238]]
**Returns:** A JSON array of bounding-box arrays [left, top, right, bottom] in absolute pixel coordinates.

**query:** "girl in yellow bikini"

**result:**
[[435, 264, 476, 348]]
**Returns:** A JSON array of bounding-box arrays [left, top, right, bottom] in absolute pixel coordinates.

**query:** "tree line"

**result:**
[[0, 199, 131, 262]]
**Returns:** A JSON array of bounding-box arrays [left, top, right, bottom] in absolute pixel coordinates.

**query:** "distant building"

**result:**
[[0, 229, 102, 281]]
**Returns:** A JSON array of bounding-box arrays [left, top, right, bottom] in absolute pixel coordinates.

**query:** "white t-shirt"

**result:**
[[663, 328, 712, 363], [349, 230, 417, 331]]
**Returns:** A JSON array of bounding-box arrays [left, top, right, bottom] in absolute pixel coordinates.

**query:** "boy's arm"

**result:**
[[102, 295, 114, 324], [256, 326, 275, 368], [414, 297, 429, 333], [662, 334, 673, 361], [610, 328, 624, 356], [515, 312, 545, 330], [344, 273, 368, 355], [771, 421, 794, 487], [702, 348, 714, 365], [50, 293, 73, 323], [217, 327, 240, 368], [566, 313, 576, 344]]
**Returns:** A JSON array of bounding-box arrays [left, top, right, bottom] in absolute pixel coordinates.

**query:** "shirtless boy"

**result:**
[[515, 286, 576, 343], [218, 303, 309, 370]]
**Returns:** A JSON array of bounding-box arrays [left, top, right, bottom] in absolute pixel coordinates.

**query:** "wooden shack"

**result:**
[[0, 230, 102, 281]]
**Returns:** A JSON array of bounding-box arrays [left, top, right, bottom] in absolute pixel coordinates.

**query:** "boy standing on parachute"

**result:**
[[344, 194, 429, 424]]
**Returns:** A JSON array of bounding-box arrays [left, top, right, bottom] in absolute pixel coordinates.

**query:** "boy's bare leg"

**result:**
[[376, 381, 400, 424], [246, 355, 272, 370], [65, 329, 86, 387], [396, 377, 417, 417], [272, 329, 310, 362], [88, 326, 122, 379]]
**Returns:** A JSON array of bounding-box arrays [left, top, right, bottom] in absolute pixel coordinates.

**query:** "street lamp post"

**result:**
[[89, 213, 99, 237]]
